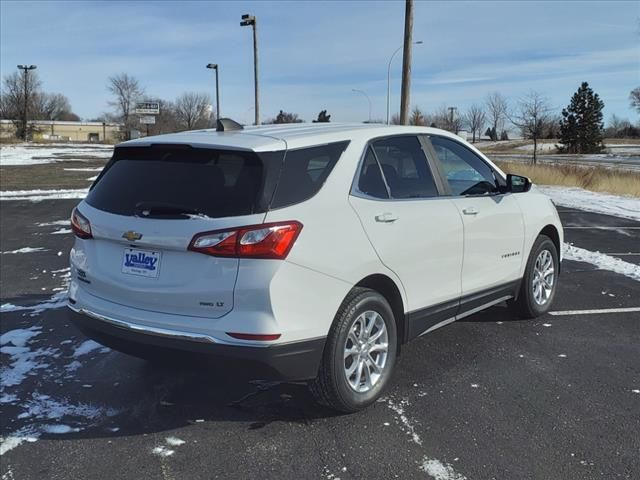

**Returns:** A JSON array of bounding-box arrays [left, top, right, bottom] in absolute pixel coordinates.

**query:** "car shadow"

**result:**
[[0, 295, 534, 444], [0, 301, 345, 444]]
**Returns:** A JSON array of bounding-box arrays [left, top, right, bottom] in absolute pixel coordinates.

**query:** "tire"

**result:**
[[510, 235, 559, 318], [310, 287, 397, 412]]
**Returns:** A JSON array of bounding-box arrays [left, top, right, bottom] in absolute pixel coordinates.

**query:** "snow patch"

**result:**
[[73, 340, 109, 357], [65, 360, 82, 372], [152, 446, 175, 457], [537, 186, 640, 221], [384, 397, 422, 445], [0, 345, 55, 388], [42, 424, 80, 434], [516, 143, 558, 153], [51, 228, 72, 235], [2, 247, 47, 254], [17, 392, 118, 422], [0, 393, 18, 404], [0, 327, 41, 347], [564, 244, 640, 281], [0, 143, 113, 166], [0, 188, 88, 202], [420, 458, 468, 480], [0, 428, 39, 456], [36, 220, 69, 227], [1, 290, 68, 316], [165, 436, 186, 446], [64, 167, 104, 172]]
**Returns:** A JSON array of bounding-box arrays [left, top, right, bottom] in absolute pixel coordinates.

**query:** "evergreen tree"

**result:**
[[559, 82, 604, 154], [312, 110, 331, 123]]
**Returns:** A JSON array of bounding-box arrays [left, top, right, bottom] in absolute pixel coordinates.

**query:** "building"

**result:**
[[0, 119, 122, 142]]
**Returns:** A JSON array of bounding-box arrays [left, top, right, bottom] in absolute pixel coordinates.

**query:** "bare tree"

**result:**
[[33, 93, 78, 121], [429, 106, 449, 129], [409, 106, 427, 126], [148, 99, 179, 135], [509, 91, 553, 165], [464, 104, 486, 143], [174, 92, 212, 131], [1, 70, 42, 139], [265, 110, 304, 124], [630, 87, 640, 114], [107, 73, 144, 135], [485, 92, 508, 141]]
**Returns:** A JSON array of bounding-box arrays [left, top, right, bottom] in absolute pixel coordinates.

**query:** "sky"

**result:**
[[1, 0, 639, 125]]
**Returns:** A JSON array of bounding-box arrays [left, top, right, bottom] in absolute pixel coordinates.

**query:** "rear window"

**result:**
[[86, 141, 348, 218], [87, 145, 277, 218]]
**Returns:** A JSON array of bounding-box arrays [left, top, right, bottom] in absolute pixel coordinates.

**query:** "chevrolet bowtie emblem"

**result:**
[[122, 231, 143, 242]]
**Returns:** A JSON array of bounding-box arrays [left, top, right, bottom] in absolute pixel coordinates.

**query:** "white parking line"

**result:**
[[549, 307, 640, 316]]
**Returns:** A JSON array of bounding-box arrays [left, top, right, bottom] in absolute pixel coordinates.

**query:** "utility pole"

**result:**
[[241, 14, 259, 125], [206, 63, 220, 120], [17, 64, 37, 141], [399, 0, 414, 125]]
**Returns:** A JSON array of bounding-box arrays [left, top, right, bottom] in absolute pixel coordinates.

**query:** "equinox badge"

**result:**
[[122, 231, 143, 242]]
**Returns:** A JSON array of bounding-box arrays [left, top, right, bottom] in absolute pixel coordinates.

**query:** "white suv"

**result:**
[[68, 121, 563, 412]]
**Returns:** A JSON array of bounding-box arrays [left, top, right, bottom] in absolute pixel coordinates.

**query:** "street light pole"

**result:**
[[17, 64, 37, 141], [241, 14, 259, 125], [206, 63, 220, 120], [386, 42, 421, 125], [352, 89, 372, 123]]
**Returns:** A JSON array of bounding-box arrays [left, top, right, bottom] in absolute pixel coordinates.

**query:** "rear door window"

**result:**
[[371, 136, 438, 199], [86, 145, 278, 218]]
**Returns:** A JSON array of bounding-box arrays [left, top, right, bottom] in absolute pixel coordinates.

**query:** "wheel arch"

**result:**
[[539, 224, 561, 272], [355, 274, 406, 352]]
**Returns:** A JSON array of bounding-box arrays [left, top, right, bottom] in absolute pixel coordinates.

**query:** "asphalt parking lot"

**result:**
[[1, 199, 639, 480]]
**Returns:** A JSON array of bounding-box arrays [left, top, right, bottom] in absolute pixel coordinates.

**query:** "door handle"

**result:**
[[462, 207, 479, 215], [375, 212, 398, 223]]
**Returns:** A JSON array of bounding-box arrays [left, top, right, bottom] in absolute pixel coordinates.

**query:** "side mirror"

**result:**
[[506, 174, 531, 193]]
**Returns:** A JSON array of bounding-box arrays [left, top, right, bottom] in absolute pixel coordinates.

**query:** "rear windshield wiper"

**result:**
[[135, 202, 202, 218]]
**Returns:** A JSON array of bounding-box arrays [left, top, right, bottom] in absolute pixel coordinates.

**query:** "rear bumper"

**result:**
[[68, 305, 325, 381]]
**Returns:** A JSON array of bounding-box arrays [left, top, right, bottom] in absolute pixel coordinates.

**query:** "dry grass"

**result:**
[[603, 138, 640, 145], [496, 161, 640, 197], [0, 137, 22, 145]]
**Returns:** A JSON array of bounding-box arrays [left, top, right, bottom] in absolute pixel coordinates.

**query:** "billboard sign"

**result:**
[[135, 102, 160, 115], [139, 116, 156, 125]]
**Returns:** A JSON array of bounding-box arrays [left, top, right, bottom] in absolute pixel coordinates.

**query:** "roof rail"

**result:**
[[216, 118, 244, 132]]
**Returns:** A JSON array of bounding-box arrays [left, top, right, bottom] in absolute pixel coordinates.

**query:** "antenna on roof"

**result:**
[[216, 118, 244, 132]]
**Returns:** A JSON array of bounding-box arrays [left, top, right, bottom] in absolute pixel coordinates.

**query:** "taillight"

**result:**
[[188, 221, 302, 259], [71, 208, 92, 239]]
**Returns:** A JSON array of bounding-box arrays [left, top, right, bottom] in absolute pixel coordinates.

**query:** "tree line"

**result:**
[[390, 84, 639, 163], [2, 67, 638, 158], [0, 70, 80, 139], [98, 73, 214, 139]]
